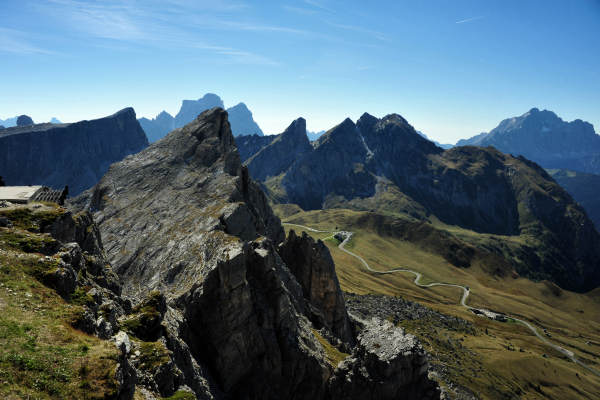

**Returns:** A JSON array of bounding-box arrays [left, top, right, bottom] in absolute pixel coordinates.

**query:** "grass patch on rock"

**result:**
[[162, 390, 196, 400], [0, 206, 65, 232], [311, 328, 349, 368], [137, 341, 170, 372]]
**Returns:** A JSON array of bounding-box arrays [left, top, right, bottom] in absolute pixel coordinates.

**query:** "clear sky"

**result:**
[[1, 0, 599, 143]]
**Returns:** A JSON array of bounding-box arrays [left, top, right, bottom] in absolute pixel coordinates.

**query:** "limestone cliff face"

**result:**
[[0, 108, 148, 195], [71, 108, 439, 399]]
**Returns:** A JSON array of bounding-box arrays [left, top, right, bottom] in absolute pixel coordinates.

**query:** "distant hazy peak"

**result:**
[[181, 93, 224, 108], [156, 110, 173, 119], [227, 102, 250, 111], [226, 102, 264, 136], [16, 115, 34, 126]]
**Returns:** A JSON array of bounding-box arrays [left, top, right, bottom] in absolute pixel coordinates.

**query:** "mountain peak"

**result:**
[[226, 102, 264, 136], [16, 115, 34, 126], [228, 102, 249, 111], [282, 117, 306, 137], [157, 110, 172, 118], [381, 113, 409, 126], [198, 92, 224, 104], [357, 112, 378, 132], [245, 116, 310, 180], [110, 107, 136, 119], [175, 94, 225, 129], [457, 109, 600, 172]]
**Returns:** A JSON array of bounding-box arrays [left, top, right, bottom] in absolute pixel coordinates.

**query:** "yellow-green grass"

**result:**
[[0, 252, 121, 399], [281, 207, 600, 399], [0, 205, 122, 399], [311, 329, 349, 368]]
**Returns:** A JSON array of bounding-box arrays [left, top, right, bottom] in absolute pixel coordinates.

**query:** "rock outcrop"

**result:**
[[329, 318, 439, 400], [457, 108, 600, 174], [71, 108, 440, 399], [279, 230, 354, 344], [0, 108, 148, 195], [245, 117, 312, 181]]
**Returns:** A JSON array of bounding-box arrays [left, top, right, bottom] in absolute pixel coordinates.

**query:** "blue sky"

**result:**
[[1, 0, 599, 143]]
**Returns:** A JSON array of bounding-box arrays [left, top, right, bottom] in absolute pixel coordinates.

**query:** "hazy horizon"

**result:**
[[1, 0, 599, 143]]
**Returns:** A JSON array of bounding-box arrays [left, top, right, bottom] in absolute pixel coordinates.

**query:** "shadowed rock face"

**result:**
[[548, 169, 600, 229], [72, 108, 440, 399], [0, 108, 148, 195], [235, 134, 276, 162], [245, 117, 312, 181], [279, 230, 354, 344]]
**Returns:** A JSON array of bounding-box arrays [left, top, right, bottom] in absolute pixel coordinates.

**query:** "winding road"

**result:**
[[283, 222, 600, 377]]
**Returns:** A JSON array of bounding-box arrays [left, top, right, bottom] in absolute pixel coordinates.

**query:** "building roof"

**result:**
[[0, 186, 44, 202], [0, 186, 68, 205]]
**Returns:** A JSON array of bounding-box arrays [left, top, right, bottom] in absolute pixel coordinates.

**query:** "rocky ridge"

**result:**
[[243, 112, 600, 292], [71, 108, 440, 399], [0, 108, 148, 195]]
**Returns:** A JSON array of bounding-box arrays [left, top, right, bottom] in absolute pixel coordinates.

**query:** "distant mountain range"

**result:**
[[0, 108, 147, 194], [307, 130, 326, 141], [456, 108, 600, 174], [139, 93, 263, 142], [417, 131, 453, 149], [237, 111, 600, 292], [0, 115, 61, 128]]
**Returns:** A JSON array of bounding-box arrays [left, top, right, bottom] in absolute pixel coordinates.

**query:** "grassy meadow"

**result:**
[[277, 206, 600, 399]]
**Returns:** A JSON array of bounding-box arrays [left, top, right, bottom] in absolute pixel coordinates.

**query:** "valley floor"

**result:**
[[278, 207, 600, 400]]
